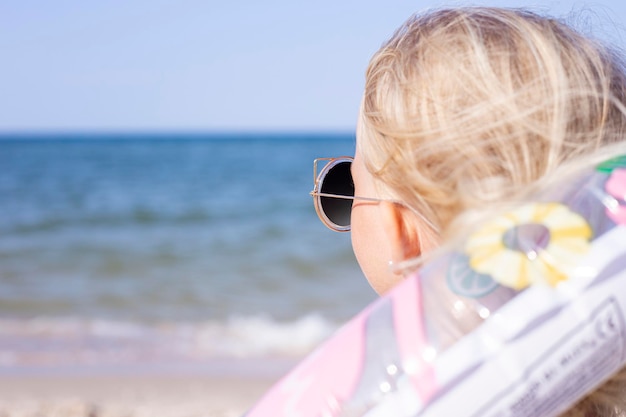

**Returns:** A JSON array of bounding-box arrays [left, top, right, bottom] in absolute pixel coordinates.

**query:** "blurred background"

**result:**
[[2, 0, 626, 376]]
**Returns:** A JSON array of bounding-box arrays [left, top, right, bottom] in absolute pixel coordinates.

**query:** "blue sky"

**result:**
[[2, 0, 626, 132]]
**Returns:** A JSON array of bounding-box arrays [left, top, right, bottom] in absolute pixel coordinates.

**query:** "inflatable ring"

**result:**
[[246, 156, 626, 417]]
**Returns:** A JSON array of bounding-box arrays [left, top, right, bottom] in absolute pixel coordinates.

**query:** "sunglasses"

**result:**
[[310, 157, 384, 232]]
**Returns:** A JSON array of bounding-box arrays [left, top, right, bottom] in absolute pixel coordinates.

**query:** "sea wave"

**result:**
[[0, 314, 338, 370]]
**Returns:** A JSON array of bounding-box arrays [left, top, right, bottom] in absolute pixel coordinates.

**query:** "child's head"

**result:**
[[351, 7, 626, 293], [347, 8, 626, 415]]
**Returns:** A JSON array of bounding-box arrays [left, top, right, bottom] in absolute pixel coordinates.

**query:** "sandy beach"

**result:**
[[0, 374, 277, 417]]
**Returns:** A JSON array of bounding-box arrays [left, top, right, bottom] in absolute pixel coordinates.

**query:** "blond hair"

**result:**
[[360, 7, 626, 241], [358, 7, 626, 416]]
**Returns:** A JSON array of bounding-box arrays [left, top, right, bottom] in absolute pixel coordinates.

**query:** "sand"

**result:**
[[0, 374, 277, 417]]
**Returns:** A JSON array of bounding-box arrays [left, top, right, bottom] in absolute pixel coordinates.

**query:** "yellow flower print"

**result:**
[[465, 203, 592, 290]]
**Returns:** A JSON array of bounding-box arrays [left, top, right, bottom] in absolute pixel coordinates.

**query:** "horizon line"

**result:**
[[0, 129, 356, 139]]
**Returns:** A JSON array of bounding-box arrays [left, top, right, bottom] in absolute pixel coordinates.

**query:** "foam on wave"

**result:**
[[0, 314, 338, 370]]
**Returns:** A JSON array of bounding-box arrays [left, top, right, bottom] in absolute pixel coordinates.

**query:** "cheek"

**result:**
[[350, 203, 402, 295]]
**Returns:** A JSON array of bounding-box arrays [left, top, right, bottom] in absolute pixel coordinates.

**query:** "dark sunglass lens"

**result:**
[[320, 161, 354, 228]]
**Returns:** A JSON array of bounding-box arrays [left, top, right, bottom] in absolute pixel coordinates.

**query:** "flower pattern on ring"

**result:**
[[605, 168, 626, 225], [596, 155, 626, 173], [447, 253, 499, 298], [465, 203, 592, 290]]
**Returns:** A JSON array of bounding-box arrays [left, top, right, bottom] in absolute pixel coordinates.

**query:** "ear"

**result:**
[[380, 201, 423, 268]]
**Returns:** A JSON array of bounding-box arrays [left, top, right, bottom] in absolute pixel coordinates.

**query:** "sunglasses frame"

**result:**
[[310, 157, 384, 232]]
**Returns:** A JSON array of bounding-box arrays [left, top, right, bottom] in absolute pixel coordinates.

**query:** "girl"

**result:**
[[314, 7, 626, 416]]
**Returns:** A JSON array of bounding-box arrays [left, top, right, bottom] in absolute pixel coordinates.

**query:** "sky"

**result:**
[[2, 0, 626, 133]]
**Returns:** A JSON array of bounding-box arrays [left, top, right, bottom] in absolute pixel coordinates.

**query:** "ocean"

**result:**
[[0, 133, 377, 376]]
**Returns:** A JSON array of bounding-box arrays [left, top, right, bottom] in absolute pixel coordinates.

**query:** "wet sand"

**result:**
[[0, 374, 277, 417]]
